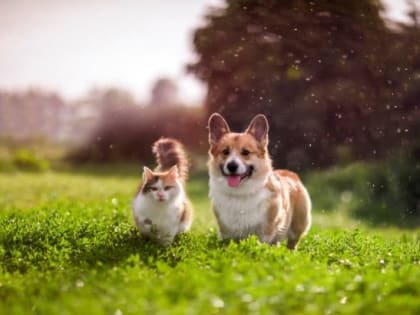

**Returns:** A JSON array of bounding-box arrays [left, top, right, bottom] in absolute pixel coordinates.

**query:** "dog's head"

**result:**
[[208, 113, 272, 189]]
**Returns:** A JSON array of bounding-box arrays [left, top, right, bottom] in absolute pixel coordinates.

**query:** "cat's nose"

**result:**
[[157, 192, 164, 199]]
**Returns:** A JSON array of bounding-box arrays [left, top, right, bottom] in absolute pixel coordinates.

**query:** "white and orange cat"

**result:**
[[132, 138, 193, 245], [208, 113, 311, 249]]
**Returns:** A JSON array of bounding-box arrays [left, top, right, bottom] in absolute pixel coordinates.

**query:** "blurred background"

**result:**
[[0, 0, 419, 228]]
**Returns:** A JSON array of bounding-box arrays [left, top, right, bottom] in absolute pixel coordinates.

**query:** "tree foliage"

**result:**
[[189, 0, 420, 169]]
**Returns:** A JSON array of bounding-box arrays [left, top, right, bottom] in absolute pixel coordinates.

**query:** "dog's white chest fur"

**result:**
[[209, 177, 271, 240]]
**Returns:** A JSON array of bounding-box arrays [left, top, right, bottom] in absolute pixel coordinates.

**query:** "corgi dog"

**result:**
[[132, 138, 193, 246], [207, 113, 311, 249]]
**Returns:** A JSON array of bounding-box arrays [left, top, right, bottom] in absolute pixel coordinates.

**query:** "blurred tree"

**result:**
[[69, 87, 205, 163], [0, 89, 65, 141], [86, 88, 137, 111], [150, 78, 179, 107], [188, 0, 420, 170], [69, 105, 206, 163]]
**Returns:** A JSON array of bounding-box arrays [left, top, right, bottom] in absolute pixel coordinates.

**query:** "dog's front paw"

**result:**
[[259, 233, 273, 244]]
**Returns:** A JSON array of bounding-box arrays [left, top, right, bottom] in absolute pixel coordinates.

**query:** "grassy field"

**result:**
[[0, 166, 419, 314]]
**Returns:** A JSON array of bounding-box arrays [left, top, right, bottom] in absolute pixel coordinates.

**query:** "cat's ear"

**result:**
[[208, 113, 230, 146], [167, 165, 178, 180], [142, 166, 154, 181]]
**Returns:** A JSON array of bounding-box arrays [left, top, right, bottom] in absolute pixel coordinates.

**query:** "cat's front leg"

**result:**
[[135, 217, 154, 236], [157, 233, 175, 246]]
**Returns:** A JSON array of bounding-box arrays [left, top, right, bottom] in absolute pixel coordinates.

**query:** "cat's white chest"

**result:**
[[210, 182, 271, 240], [132, 194, 182, 243]]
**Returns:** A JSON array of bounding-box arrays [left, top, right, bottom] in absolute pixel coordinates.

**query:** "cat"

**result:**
[[132, 138, 193, 245]]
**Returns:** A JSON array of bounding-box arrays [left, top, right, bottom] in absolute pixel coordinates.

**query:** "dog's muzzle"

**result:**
[[220, 164, 254, 187]]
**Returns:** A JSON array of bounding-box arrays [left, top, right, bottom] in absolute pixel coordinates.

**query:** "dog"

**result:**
[[207, 113, 311, 249]]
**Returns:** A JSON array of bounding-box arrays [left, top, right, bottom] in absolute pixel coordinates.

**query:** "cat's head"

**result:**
[[141, 165, 181, 202]]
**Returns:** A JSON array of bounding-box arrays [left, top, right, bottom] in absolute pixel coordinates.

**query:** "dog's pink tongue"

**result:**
[[227, 175, 241, 187]]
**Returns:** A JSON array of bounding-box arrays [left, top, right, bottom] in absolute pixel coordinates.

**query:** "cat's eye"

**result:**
[[150, 187, 158, 191], [164, 186, 172, 191], [241, 148, 250, 156], [222, 147, 230, 156]]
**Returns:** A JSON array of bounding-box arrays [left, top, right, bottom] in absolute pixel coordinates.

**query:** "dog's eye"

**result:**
[[241, 149, 250, 156], [222, 148, 230, 156]]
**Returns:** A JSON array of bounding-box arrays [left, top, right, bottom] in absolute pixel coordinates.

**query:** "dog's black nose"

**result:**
[[227, 161, 238, 173]]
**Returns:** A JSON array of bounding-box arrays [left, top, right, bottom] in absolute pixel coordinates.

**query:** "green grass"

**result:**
[[0, 167, 419, 314]]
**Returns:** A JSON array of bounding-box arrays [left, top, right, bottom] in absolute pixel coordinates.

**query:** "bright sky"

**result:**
[[0, 0, 223, 104], [0, 0, 415, 104]]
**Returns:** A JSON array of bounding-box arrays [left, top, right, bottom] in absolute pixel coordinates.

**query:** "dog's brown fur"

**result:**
[[207, 113, 311, 249]]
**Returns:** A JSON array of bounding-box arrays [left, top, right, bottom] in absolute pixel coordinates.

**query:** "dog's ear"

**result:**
[[245, 114, 269, 146], [208, 113, 230, 146]]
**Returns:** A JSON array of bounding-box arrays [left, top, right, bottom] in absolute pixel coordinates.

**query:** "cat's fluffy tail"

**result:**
[[152, 138, 189, 183]]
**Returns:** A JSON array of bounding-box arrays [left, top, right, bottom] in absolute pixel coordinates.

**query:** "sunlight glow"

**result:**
[[0, 0, 412, 104]]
